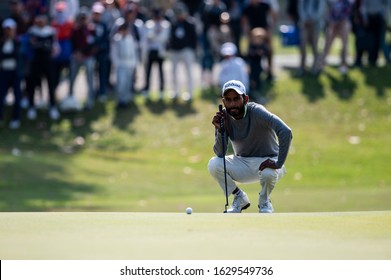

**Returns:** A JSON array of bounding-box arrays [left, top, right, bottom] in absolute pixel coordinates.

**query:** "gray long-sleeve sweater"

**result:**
[[213, 102, 293, 168]]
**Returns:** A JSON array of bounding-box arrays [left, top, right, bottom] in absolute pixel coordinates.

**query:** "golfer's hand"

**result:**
[[259, 159, 278, 171], [212, 110, 225, 133]]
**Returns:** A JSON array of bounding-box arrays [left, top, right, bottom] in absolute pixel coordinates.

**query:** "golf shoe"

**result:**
[[226, 191, 250, 213], [259, 200, 274, 213]]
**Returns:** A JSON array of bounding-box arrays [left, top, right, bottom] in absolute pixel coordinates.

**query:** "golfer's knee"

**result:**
[[208, 156, 223, 176], [259, 168, 278, 185]]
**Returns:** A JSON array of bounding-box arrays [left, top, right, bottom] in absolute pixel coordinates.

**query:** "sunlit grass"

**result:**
[[0, 60, 390, 212]]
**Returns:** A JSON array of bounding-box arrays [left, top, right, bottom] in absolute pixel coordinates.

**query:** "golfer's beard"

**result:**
[[227, 105, 245, 119]]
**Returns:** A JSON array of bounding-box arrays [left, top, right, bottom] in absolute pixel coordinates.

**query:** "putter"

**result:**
[[219, 104, 229, 213]]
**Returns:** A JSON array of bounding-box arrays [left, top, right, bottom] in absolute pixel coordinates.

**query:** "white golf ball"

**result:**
[[186, 207, 193, 214]]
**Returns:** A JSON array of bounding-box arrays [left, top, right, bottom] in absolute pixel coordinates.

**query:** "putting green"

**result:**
[[0, 211, 390, 259]]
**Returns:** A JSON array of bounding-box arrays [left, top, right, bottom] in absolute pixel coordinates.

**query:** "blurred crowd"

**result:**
[[1, 0, 391, 130]]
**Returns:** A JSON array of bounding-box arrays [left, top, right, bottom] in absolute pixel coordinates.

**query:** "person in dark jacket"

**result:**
[[91, 2, 110, 102], [0, 18, 22, 129], [26, 14, 60, 121]]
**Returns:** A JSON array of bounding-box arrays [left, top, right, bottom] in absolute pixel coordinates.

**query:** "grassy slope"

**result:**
[[0, 61, 390, 212], [1, 212, 390, 260]]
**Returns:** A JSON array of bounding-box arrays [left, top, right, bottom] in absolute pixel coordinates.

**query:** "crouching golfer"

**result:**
[[208, 80, 292, 213]]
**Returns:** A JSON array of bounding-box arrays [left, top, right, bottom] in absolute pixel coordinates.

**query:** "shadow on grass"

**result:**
[[324, 68, 357, 100], [171, 99, 197, 117], [143, 97, 198, 117], [283, 65, 326, 102], [0, 101, 112, 211], [0, 156, 99, 211], [112, 102, 141, 131], [284, 63, 391, 101], [144, 98, 169, 115], [361, 64, 391, 97], [0, 101, 107, 152]]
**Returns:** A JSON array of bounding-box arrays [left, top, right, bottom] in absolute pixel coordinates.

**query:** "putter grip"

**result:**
[[218, 105, 224, 133]]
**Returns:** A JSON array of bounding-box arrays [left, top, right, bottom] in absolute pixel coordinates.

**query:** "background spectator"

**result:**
[[242, 0, 277, 82], [317, 0, 353, 74], [218, 41, 249, 92], [360, 0, 389, 66], [169, 2, 198, 101], [351, 0, 368, 67], [26, 14, 59, 121], [224, 0, 244, 56], [110, 22, 137, 108], [0, 18, 22, 129], [51, 1, 74, 97], [91, 2, 110, 102], [66, 7, 96, 110], [247, 27, 268, 101], [50, 0, 80, 21], [199, 0, 227, 87], [8, 0, 30, 36], [142, 7, 171, 100], [297, 0, 326, 76], [287, 0, 300, 25], [22, 0, 50, 22], [110, 3, 143, 93]]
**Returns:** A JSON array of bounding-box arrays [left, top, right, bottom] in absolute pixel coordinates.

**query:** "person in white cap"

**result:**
[[208, 80, 292, 213], [218, 42, 249, 93]]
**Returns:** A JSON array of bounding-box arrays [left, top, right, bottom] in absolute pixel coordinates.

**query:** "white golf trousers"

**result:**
[[208, 155, 286, 206]]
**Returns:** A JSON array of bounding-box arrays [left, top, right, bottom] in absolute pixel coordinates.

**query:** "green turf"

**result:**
[[0, 54, 390, 212], [0, 212, 390, 260]]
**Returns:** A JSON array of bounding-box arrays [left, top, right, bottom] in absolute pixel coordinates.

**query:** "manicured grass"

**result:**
[[1, 211, 390, 259], [0, 60, 390, 212]]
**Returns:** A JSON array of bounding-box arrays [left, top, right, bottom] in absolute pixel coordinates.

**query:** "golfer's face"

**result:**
[[222, 90, 247, 119]]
